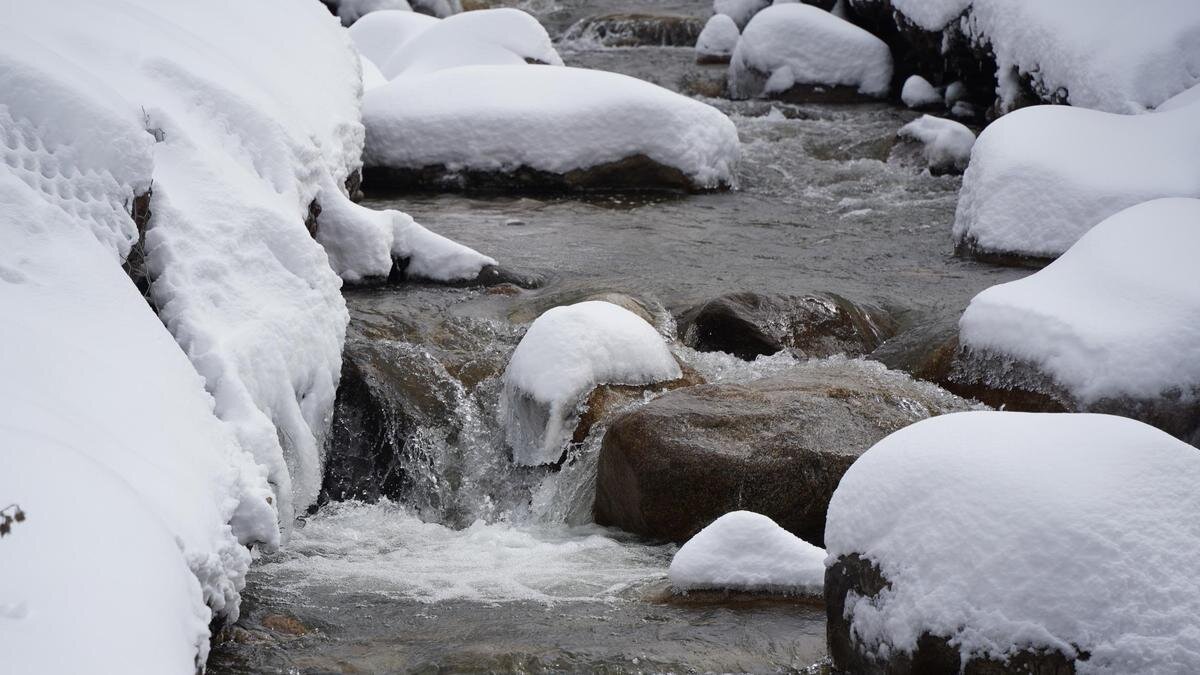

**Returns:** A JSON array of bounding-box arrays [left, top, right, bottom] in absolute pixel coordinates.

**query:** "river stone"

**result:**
[[562, 14, 705, 47], [826, 554, 1078, 674], [676, 291, 897, 361], [593, 358, 979, 544]]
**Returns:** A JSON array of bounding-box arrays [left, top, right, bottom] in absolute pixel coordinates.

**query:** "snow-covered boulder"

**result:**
[[953, 103, 1200, 261], [900, 74, 941, 108], [893, 115, 975, 175], [376, 8, 562, 80], [729, 4, 892, 101], [953, 198, 1200, 445], [714, 0, 771, 30], [501, 301, 682, 466], [348, 9, 438, 69], [825, 411, 1200, 674], [669, 511, 826, 595], [364, 65, 741, 192], [696, 14, 740, 64]]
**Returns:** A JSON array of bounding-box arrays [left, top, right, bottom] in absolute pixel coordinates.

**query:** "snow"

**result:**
[[953, 103, 1200, 259], [696, 14, 740, 61], [501, 301, 681, 466], [376, 8, 563, 80], [348, 9, 439, 73], [958, 198, 1200, 404], [338, 0, 413, 27], [669, 511, 826, 594], [825, 410, 1200, 673], [1157, 82, 1200, 112], [900, 75, 942, 108], [896, 115, 975, 174], [364, 65, 741, 190], [714, 0, 771, 30], [729, 4, 893, 99], [360, 54, 389, 92], [886, 0, 971, 31]]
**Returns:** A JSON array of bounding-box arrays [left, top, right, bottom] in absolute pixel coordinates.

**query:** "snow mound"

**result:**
[[348, 9, 439, 71], [953, 103, 1200, 259], [1157, 82, 1200, 113], [900, 75, 941, 108], [826, 411, 1200, 673], [696, 14, 740, 62], [714, 0, 771, 30], [729, 4, 892, 99], [501, 301, 681, 466], [364, 65, 741, 190], [669, 511, 826, 594], [338, 0, 413, 27], [959, 198, 1200, 405], [896, 115, 974, 174], [378, 8, 563, 80]]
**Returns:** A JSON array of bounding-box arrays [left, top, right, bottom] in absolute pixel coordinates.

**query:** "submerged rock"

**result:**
[[676, 291, 896, 361], [562, 13, 704, 47], [594, 358, 978, 545]]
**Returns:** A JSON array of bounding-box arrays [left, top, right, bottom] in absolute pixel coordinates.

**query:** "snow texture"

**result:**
[[953, 103, 1200, 259], [896, 115, 974, 174], [825, 411, 1200, 673], [959, 198, 1200, 404], [714, 0, 771, 30], [900, 75, 941, 108], [729, 4, 892, 99], [365, 65, 741, 190], [338, 0, 413, 26], [696, 14, 740, 60], [669, 511, 826, 594], [501, 301, 681, 466], [349, 9, 440, 75]]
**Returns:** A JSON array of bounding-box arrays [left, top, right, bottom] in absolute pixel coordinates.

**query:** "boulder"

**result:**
[[593, 358, 978, 544], [562, 14, 705, 47], [695, 14, 740, 65], [676, 291, 896, 361]]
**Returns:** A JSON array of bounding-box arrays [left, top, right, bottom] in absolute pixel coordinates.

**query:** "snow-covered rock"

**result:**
[[338, 0, 413, 26], [729, 4, 892, 100], [348, 9, 439, 70], [956, 199, 1200, 434], [501, 301, 681, 466], [825, 411, 1200, 673], [696, 14, 741, 64], [364, 65, 741, 191], [894, 115, 974, 175], [376, 8, 562, 80], [714, 0, 772, 30], [953, 103, 1200, 260], [669, 511, 826, 595], [900, 75, 941, 108]]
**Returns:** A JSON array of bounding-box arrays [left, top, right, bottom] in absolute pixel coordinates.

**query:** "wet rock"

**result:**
[[676, 291, 897, 361], [593, 359, 978, 545], [363, 153, 705, 193], [261, 614, 309, 636], [562, 14, 704, 47], [572, 360, 705, 445], [868, 312, 960, 385], [389, 262, 543, 290], [825, 554, 1079, 674]]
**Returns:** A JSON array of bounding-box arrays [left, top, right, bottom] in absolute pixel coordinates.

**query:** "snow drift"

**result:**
[[669, 511, 826, 594], [826, 411, 1200, 673]]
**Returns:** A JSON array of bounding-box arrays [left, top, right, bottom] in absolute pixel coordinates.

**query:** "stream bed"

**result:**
[[208, 2, 1026, 672]]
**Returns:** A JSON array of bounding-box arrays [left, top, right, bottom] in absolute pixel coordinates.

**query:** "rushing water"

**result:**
[[209, 2, 1027, 672]]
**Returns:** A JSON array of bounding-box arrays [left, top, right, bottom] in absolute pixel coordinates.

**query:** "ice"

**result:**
[[729, 4, 892, 99], [958, 198, 1200, 404], [953, 103, 1200, 259], [900, 75, 942, 108], [825, 410, 1200, 672], [896, 115, 975, 174], [695, 14, 740, 62], [364, 65, 741, 190], [501, 301, 681, 467], [669, 511, 826, 594]]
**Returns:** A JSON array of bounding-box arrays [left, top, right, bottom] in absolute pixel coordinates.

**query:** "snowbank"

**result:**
[[958, 198, 1200, 405], [953, 104, 1200, 259], [900, 75, 941, 108], [669, 511, 826, 594], [501, 301, 681, 466], [825, 411, 1200, 673], [348, 10, 438, 70], [729, 4, 892, 99], [895, 115, 974, 174], [364, 65, 741, 190], [376, 8, 563, 80], [696, 14, 740, 63]]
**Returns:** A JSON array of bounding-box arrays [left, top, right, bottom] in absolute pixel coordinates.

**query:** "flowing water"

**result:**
[[209, 2, 1026, 672]]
